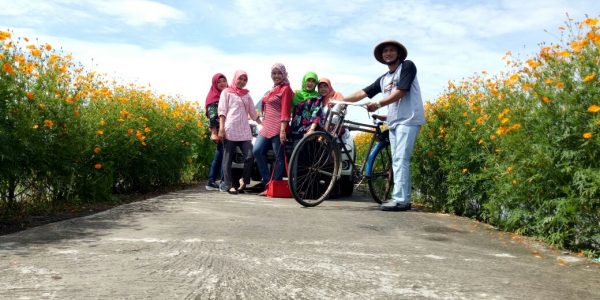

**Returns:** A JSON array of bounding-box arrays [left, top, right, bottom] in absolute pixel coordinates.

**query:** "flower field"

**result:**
[[0, 31, 214, 219], [411, 18, 599, 255]]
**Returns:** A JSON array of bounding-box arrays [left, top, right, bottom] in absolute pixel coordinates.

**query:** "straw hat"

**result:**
[[374, 40, 407, 64]]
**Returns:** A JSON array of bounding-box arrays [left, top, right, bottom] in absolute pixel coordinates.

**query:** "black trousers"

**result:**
[[221, 140, 254, 189]]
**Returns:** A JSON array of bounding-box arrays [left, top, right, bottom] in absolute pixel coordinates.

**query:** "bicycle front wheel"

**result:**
[[288, 131, 340, 207], [367, 142, 393, 204]]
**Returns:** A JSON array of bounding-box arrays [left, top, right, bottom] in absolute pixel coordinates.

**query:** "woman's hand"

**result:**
[[280, 131, 286, 144], [218, 128, 225, 141]]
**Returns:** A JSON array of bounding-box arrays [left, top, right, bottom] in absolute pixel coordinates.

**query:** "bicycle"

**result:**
[[288, 101, 393, 207]]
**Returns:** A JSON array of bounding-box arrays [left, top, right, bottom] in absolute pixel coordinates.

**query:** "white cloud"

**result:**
[[89, 0, 186, 27]]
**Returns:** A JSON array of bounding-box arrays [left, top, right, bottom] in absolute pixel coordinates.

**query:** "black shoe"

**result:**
[[380, 202, 411, 211]]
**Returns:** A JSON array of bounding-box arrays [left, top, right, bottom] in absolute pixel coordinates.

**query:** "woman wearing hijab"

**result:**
[[218, 70, 261, 194], [253, 63, 294, 195], [205, 73, 228, 191], [291, 71, 319, 112]]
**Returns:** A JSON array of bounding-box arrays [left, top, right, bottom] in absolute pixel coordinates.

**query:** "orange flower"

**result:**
[[44, 119, 54, 128], [583, 132, 592, 139], [2, 63, 14, 75], [500, 117, 509, 124], [542, 96, 550, 104], [73, 109, 80, 117], [94, 147, 101, 154], [582, 18, 598, 27], [462, 168, 468, 174], [96, 130, 104, 135], [127, 128, 134, 135], [507, 166, 513, 173], [144, 127, 151, 133], [94, 163, 102, 170], [26, 92, 34, 100], [555, 82, 564, 89], [44, 43, 52, 51], [588, 105, 600, 113], [583, 74, 596, 82]]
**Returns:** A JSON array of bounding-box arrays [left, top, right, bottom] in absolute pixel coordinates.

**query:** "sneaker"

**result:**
[[380, 201, 411, 211], [205, 181, 219, 191]]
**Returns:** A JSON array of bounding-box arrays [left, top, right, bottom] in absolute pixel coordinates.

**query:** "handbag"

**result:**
[[266, 145, 293, 198]]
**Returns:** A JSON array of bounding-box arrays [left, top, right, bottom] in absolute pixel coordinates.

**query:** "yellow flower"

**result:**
[[30, 49, 41, 57], [0, 31, 11, 40], [544, 79, 554, 84], [588, 105, 600, 113], [462, 168, 468, 174], [44, 43, 52, 51], [507, 166, 513, 173], [96, 130, 104, 135], [555, 82, 564, 89], [526, 59, 541, 68], [32, 124, 39, 129], [44, 119, 54, 128], [500, 117, 509, 124], [583, 132, 592, 139], [94, 163, 102, 170], [94, 147, 101, 154], [583, 74, 596, 82], [490, 135, 497, 141], [582, 18, 598, 27]]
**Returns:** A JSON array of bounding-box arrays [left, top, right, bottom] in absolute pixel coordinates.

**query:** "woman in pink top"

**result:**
[[252, 63, 293, 195], [218, 70, 261, 194]]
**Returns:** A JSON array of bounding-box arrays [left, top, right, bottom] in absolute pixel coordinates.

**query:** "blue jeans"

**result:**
[[253, 134, 285, 185], [207, 142, 223, 183], [389, 125, 420, 204]]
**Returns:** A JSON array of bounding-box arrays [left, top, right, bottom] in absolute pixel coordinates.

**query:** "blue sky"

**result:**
[[1, 0, 599, 121]]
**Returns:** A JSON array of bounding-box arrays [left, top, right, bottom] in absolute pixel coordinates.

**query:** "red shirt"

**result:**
[[259, 85, 293, 138]]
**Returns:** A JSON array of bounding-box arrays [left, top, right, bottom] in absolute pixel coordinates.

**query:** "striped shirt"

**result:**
[[259, 85, 293, 138], [218, 91, 258, 141]]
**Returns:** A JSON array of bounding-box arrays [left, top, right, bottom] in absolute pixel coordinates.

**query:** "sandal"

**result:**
[[227, 188, 238, 195], [238, 178, 247, 191], [258, 190, 268, 197]]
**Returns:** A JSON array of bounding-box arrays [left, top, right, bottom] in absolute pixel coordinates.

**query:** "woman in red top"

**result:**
[[252, 63, 293, 194]]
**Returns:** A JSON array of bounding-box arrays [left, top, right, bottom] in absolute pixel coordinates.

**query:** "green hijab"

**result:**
[[292, 71, 319, 110]]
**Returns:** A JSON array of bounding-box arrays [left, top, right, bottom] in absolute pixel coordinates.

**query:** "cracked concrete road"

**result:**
[[0, 186, 599, 299]]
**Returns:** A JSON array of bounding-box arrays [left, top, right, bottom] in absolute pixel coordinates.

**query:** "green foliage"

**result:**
[[0, 31, 213, 220], [412, 17, 600, 255]]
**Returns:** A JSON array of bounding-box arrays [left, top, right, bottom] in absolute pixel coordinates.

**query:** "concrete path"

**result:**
[[0, 186, 598, 299]]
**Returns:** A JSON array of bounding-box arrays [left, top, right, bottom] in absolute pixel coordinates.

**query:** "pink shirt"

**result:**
[[218, 90, 258, 141], [259, 85, 293, 138]]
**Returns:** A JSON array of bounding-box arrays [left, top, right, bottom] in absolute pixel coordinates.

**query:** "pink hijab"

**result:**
[[224, 70, 250, 97], [262, 63, 290, 102], [318, 77, 343, 105], [205, 73, 226, 116]]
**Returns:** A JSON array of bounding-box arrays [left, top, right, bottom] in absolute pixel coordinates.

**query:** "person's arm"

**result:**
[[365, 89, 406, 112], [246, 95, 260, 124], [218, 115, 226, 140], [342, 90, 368, 103], [217, 93, 228, 141], [279, 86, 293, 143]]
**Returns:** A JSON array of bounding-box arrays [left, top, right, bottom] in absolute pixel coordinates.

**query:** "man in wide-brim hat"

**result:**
[[337, 40, 426, 211]]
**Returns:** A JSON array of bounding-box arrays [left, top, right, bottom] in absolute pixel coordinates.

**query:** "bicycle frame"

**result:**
[[323, 104, 388, 182]]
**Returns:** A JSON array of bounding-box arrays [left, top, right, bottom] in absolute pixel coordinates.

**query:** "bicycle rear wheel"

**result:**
[[367, 142, 393, 204], [289, 132, 340, 207]]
